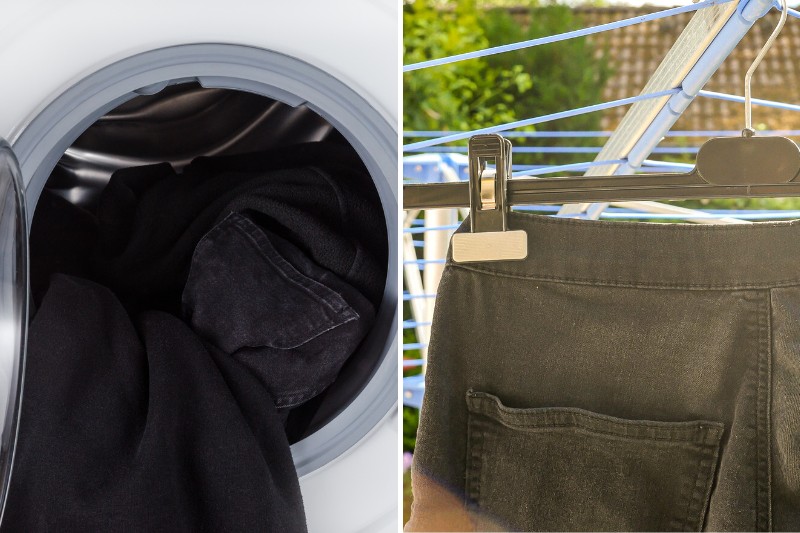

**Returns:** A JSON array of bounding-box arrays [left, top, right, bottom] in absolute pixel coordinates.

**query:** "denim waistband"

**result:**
[[449, 212, 800, 289]]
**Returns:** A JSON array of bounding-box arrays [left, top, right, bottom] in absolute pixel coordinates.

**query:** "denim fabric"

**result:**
[[407, 211, 800, 532], [182, 212, 375, 408], [3, 275, 307, 532]]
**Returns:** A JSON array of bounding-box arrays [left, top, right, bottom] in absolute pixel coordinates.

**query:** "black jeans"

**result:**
[[407, 212, 800, 532]]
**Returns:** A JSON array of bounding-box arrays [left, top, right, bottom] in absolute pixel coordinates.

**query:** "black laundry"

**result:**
[[7, 142, 386, 531], [91, 142, 386, 313], [182, 212, 375, 409], [3, 274, 307, 532]]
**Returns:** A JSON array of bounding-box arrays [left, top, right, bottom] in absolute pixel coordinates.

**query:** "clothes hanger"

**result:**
[[403, 0, 794, 263]]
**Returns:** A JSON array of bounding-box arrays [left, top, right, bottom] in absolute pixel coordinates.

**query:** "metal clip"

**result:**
[[451, 134, 528, 263]]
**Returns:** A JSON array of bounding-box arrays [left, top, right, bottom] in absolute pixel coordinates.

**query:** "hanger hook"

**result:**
[[744, 0, 789, 136]]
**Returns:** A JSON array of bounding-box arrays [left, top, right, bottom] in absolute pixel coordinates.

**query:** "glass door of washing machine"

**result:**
[[0, 140, 28, 521]]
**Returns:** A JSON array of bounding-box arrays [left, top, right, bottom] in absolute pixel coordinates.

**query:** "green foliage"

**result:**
[[480, 4, 613, 165], [403, 0, 533, 141], [676, 197, 800, 211], [403, 407, 420, 453]]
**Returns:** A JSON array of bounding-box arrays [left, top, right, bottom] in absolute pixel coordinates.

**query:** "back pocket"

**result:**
[[465, 390, 724, 532]]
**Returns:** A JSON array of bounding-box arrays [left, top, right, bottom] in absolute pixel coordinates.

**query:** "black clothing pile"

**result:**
[[3, 142, 386, 531]]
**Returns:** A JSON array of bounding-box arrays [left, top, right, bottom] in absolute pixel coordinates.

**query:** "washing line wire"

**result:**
[[403, 130, 800, 138], [699, 90, 800, 112], [403, 89, 680, 151], [403, 0, 735, 72]]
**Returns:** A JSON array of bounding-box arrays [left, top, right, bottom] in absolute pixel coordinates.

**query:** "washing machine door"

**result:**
[[0, 140, 27, 521]]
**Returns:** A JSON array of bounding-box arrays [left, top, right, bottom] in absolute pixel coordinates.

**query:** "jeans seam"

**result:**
[[687, 447, 722, 532], [674, 456, 702, 531], [464, 409, 484, 517], [758, 290, 774, 531], [449, 263, 800, 290]]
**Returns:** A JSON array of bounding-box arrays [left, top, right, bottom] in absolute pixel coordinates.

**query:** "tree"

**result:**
[[480, 3, 613, 166], [403, 0, 533, 143]]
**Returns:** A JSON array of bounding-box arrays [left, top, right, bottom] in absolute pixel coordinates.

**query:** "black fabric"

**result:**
[[29, 191, 97, 307], [4, 275, 306, 532], [182, 212, 375, 408], [8, 142, 386, 531], [406, 212, 800, 532], [91, 142, 386, 313]]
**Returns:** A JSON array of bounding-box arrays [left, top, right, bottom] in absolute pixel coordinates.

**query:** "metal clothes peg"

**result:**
[[451, 134, 527, 263]]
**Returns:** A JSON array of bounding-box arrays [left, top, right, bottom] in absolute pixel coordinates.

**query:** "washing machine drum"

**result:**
[[0, 79, 395, 529]]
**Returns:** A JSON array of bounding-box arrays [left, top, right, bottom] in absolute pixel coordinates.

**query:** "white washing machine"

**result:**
[[0, 2, 398, 532]]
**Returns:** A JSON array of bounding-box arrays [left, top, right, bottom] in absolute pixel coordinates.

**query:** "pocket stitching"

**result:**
[[468, 390, 723, 443], [184, 211, 359, 350], [228, 213, 357, 318], [466, 390, 725, 532], [478, 423, 718, 445]]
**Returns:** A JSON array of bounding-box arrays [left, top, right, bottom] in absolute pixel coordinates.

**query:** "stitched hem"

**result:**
[[450, 262, 800, 290]]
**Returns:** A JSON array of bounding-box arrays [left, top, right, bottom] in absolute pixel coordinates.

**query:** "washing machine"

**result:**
[[0, 2, 398, 531]]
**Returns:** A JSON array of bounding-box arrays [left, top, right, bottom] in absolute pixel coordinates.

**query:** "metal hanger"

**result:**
[[403, 0, 794, 263]]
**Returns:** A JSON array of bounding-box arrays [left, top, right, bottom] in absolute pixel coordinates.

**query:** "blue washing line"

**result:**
[[403, 225, 460, 234], [402, 89, 800, 151], [402, 0, 735, 72], [405, 146, 605, 154], [403, 344, 428, 352], [403, 89, 681, 151], [641, 159, 694, 170], [404, 130, 617, 138], [403, 130, 800, 138], [404, 259, 446, 265], [776, 0, 800, 18], [403, 154, 694, 182], [404, 320, 431, 329], [403, 146, 703, 154], [698, 90, 800, 112], [403, 293, 437, 301], [513, 159, 627, 177]]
